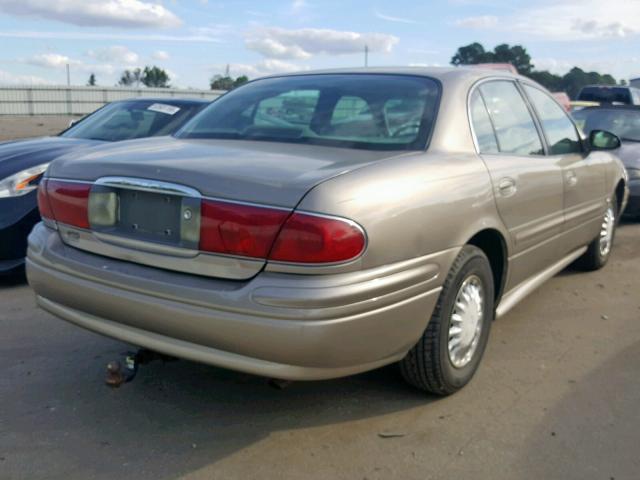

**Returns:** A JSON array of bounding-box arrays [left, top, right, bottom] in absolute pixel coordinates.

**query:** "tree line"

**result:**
[[85, 67, 250, 90], [451, 42, 622, 99]]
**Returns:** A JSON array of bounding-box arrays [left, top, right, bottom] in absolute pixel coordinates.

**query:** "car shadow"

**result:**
[[2, 328, 437, 480], [0, 268, 26, 287]]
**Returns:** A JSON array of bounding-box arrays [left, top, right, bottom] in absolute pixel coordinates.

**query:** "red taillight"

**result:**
[[199, 199, 289, 258], [37, 179, 54, 220], [45, 180, 91, 229], [268, 212, 366, 264]]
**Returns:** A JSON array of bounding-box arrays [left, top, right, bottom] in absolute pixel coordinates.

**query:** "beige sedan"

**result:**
[[27, 67, 627, 395]]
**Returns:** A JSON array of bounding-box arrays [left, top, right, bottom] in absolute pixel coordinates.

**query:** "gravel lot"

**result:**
[[2, 118, 640, 480]]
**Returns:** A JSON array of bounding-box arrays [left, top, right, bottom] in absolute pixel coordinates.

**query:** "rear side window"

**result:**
[[523, 85, 582, 155], [469, 90, 499, 153], [479, 81, 544, 156]]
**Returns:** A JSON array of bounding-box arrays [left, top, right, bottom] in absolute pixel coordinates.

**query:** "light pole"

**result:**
[[364, 45, 369, 67]]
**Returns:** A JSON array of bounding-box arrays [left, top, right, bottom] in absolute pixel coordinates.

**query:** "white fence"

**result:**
[[0, 85, 225, 115]]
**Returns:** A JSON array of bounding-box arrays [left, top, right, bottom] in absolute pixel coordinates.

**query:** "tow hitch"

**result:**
[[105, 349, 175, 387]]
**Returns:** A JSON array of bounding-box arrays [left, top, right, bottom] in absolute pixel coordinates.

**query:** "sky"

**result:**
[[0, 0, 638, 89]]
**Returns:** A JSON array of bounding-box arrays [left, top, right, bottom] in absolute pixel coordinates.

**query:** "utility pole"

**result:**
[[364, 45, 369, 68], [225, 64, 230, 77], [66, 64, 71, 86]]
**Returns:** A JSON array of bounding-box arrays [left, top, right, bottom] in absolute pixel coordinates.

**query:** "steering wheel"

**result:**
[[392, 122, 421, 138]]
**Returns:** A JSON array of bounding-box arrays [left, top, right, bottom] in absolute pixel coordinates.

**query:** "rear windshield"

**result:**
[[176, 74, 441, 151], [62, 100, 205, 142], [578, 87, 632, 105]]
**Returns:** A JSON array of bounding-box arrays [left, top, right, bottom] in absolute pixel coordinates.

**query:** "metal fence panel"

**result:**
[[0, 85, 224, 115]]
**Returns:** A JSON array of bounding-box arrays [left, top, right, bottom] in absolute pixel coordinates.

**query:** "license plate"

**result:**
[[88, 185, 201, 249]]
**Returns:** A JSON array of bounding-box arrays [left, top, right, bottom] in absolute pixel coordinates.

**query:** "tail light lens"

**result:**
[[38, 179, 91, 229], [37, 179, 54, 220], [199, 200, 365, 264], [268, 212, 366, 264], [199, 199, 289, 258]]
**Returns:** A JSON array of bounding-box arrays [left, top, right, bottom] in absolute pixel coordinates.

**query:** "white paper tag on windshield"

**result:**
[[147, 103, 180, 115]]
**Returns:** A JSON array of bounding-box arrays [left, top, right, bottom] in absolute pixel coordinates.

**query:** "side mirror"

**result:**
[[589, 129, 621, 151]]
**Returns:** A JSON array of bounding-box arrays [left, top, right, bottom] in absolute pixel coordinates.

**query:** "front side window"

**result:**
[[469, 89, 499, 154], [523, 85, 582, 155], [479, 81, 544, 156], [177, 74, 441, 151]]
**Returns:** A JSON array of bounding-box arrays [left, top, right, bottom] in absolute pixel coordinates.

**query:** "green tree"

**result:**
[[451, 42, 534, 75], [118, 68, 142, 87], [527, 70, 563, 92], [492, 44, 533, 75], [451, 42, 493, 66], [142, 66, 170, 88], [210, 74, 249, 90], [87, 73, 96, 86]]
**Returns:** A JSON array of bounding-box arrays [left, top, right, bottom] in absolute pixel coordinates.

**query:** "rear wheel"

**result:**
[[400, 245, 494, 395], [575, 201, 617, 271]]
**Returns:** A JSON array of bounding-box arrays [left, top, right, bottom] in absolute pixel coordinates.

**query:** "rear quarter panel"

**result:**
[[291, 152, 509, 278]]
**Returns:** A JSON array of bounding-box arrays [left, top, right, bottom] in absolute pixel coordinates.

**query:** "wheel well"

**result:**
[[467, 229, 507, 301], [615, 180, 626, 215]]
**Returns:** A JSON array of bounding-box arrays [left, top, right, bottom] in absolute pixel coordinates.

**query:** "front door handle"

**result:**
[[497, 177, 517, 197], [566, 170, 578, 187]]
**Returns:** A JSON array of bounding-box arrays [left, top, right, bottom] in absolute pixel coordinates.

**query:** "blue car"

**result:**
[[0, 97, 208, 274]]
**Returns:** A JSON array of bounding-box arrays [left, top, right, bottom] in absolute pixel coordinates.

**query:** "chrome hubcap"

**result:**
[[599, 206, 615, 257], [448, 275, 484, 369]]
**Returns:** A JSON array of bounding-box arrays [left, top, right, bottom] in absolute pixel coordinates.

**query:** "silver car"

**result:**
[[27, 68, 627, 395]]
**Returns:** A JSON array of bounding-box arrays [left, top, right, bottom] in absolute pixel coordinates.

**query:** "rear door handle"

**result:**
[[566, 170, 578, 187], [497, 177, 517, 197]]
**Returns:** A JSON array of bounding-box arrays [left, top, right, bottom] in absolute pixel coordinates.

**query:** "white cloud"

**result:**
[[216, 59, 305, 79], [245, 27, 399, 60], [454, 15, 498, 29], [0, 69, 50, 85], [459, 1, 640, 40], [152, 50, 170, 61], [0, 30, 220, 43], [87, 45, 139, 65], [0, 0, 182, 28], [291, 0, 307, 12], [374, 9, 420, 24], [26, 53, 81, 68]]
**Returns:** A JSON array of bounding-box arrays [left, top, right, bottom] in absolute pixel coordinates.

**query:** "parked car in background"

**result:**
[[570, 100, 601, 112], [577, 85, 640, 105], [27, 68, 627, 395], [0, 98, 208, 274], [573, 105, 640, 217], [551, 92, 571, 111]]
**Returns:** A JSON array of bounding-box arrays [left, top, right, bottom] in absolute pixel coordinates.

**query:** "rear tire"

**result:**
[[575, 200, 617, 271], [400, 245, 494, 395]]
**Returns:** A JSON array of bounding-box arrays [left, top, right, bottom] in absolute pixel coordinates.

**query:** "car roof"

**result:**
[[259, 66, 522, 84], [580, 84, 633, 90], [112, 97, 209, 105]]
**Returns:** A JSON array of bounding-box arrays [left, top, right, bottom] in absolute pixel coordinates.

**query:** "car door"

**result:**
[[469, 80, 565, 289], [521, 83, 607, 249]]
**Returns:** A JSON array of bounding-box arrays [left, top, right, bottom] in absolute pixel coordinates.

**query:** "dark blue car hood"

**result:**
[[0, 136, 103, 179]]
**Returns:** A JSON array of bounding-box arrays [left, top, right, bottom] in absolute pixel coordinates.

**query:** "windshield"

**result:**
[[61, 100, 205, 142], [176, 74, 441, 151], [573, 108, 640, 142], [578, 87, 632, 105]]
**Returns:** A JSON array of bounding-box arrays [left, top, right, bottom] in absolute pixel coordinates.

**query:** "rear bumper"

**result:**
[[27, 223, 454, 380]]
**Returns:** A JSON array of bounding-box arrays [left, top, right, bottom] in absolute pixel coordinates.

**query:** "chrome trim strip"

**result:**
[[94, 176, 202, 198], [496, 246, 587, 318]]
